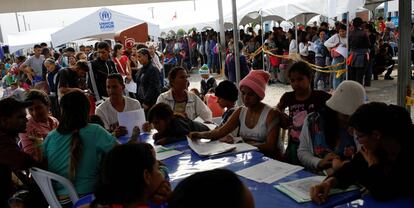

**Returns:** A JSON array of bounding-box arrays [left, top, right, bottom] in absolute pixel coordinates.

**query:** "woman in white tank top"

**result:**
[[190, 70, 282, 159]]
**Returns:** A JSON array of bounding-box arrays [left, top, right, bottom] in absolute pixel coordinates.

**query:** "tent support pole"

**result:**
[[218, 0, 226, 76], [231, 0, 241, 105], [345, 12, 349, 80], [397, 0, 411, 110]]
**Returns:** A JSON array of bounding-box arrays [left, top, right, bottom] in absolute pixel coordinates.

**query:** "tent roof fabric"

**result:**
[[224, 0, 365, 26], [51, 8, 160, 46], [0, 0, 191, 13], [7, 27, 62, 53]]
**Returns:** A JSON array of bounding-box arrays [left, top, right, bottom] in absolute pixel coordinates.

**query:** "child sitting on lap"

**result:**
[[148, 103, 210, 145]]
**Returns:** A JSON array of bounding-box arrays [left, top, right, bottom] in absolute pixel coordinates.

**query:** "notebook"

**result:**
[[187, 137, 236, 157]]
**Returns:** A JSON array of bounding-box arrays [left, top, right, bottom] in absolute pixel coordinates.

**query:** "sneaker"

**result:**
[[384, 76, 394, 80]]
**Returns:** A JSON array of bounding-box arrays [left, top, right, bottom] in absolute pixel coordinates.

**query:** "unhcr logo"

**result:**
[[99, 10, 112, 21], [99, 9, 114, 31]]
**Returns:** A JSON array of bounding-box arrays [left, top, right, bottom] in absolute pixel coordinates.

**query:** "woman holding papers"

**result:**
[[324, 24, 347, 89], [297, 81, 364, 174], [156, 66, 212, 122], [190, 70, 282, 159], [311, 102, 414, 203]]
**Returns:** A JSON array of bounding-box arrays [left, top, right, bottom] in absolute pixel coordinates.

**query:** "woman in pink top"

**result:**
[[19, 89, 59, 161]]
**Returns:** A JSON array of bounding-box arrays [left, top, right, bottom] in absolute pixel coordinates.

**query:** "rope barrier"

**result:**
[[244, 44, 347, 78]]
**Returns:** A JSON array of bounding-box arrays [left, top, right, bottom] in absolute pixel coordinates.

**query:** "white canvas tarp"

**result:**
[[7, 27, 62, 53], [51, 8, 160, 46], [224, 0, 366, 26]]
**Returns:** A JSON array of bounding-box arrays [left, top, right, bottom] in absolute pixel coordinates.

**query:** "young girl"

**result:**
[[19, 90, 59, 162], [277, 61, 331, 165], [93, 143, 171, 208]]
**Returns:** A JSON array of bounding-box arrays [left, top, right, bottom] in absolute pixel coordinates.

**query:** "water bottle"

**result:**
[[317, 80, 325, 90]]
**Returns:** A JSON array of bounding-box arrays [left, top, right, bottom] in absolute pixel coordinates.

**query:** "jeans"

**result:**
[[331, 57, 345, 89]]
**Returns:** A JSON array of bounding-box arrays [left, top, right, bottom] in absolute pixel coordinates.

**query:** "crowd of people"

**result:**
[[0, 15, 413, 208]]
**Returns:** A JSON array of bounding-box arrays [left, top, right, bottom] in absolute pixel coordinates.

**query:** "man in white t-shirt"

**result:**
[[95, 73, 141, 137]]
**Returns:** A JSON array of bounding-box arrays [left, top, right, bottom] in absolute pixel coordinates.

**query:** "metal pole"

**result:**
[[345, 12, 349, 80], [218, 0, 226, 76], [397, 0, 411, 110], [261, 10, 265, 71], [231, 0, 242, 105], [384, 1, 388, 20], [23, 15, 27, 31], [15, 13, 21, 32], [295, 17, 298, 53]]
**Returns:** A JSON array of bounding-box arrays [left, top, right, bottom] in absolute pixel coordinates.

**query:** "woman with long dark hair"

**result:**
[[42, 90, 116, 207], [135, 48, 161, 114]]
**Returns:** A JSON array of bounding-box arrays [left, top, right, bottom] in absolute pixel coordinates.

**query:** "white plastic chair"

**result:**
[[30, 167, 79, 208]]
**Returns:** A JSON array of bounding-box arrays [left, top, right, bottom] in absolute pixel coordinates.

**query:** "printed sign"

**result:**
[[99, 9, 115, 31]]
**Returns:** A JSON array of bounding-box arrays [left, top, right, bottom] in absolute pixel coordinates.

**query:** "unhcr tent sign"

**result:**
[[99, 9, 115, 31]]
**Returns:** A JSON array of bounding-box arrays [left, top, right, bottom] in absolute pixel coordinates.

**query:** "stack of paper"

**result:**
[[236, 160, 303, 184], [274, 176, 359, 203], [187, 138, 236, 157], [117, 109, 146, 137], [155, 145, 183, 160], [208, 142, 258, 158]]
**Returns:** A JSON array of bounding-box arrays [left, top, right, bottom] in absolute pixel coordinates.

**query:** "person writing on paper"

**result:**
[[190, 70, 282, 159], [311, 102, 414, 204], [324, 24, 347, 89], [157, 66, 212, 122], [93, 143, 172, 207], [148, 103, 210, 145], [298, 81, 364, 175], [95, 73, 142, 138], [169, 169, 254, 208]]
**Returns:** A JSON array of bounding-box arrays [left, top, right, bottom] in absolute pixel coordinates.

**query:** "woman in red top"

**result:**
[[112, 43, 131, 80]]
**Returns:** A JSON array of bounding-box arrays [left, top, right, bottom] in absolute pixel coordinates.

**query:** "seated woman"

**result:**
[[169, 169, 254, 208], [93, 143, 171, 207], [42, 90, 116, 206], [157, 66, 212, 122], [19, 89, 59, 161], [190, 70, 282, 159], [148, 103, 210, 145], [298, 81, 365, 175], [311, 102, 414, 204]]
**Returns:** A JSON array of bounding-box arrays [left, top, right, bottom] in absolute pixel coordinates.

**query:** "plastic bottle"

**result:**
[[317, 80, 325, 90]]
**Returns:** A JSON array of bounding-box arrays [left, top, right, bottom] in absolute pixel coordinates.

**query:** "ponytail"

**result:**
[[69, 130, 83, 180]]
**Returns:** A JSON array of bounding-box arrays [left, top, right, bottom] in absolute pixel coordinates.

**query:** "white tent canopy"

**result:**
[[224, 0, 365, 26], [0, 0, 190, 13], [7, 27, 62, 53], [51, 8, 160, 46]]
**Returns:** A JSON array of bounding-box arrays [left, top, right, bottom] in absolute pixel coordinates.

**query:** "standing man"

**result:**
[[91, 41, 116, 99], [19, 44, 45, 84], [0, 98, 35, 207]]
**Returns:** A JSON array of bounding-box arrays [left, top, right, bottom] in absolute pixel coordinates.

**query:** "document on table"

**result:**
[[155, 145, 183, 160], [236, 160, 303, 184], [117, 109, 146, 137], [194, 117, 217, 130], [187, 138, 236, 157], [274, 176, 359, 203], [209, 142, 258, 158]]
